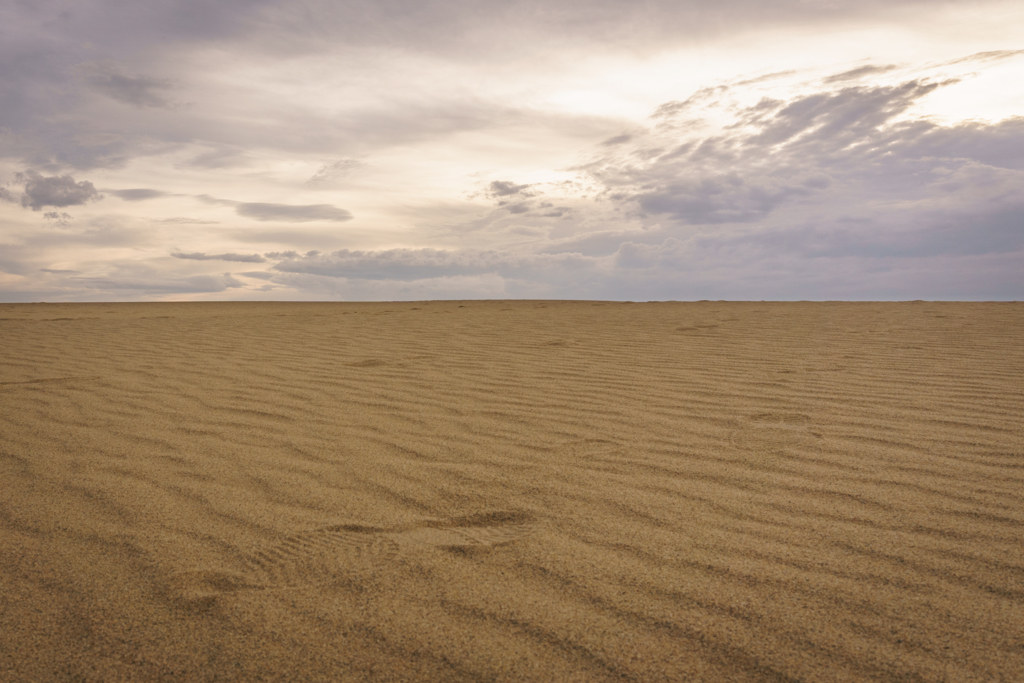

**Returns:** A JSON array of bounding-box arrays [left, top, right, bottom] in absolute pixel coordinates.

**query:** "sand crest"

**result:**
[[1, 301, 1022, 681]]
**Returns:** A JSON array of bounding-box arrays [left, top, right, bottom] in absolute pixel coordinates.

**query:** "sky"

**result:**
[[1, 0, 1022, 302]]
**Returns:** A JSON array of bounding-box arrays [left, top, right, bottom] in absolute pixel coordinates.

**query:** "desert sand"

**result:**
[[1, 300, 1021, 682]]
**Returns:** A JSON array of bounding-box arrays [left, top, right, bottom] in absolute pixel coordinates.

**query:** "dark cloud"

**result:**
[[884, 118, 1024, 171], [235, 203, 353, 222], [43, 211, 73, 226], [488, 180, 532, 197], [636, 173, 815, 224], [306, 159, 364, 187], [172, 251, 267, 263], [77, 62, 174, 108], [824, 64, 898, 83], [539, 206, 570, 218], [578, 77, 1024, 264], [651, 86, 730, 119], [109, 188, 170, 201], [732, 69, 798, 87], [196, 195, 238, 206], [601, 134, 632, 146], [748, 80, 943, 147], [16, 170, 104, 210], [583, 80, 941, 225]]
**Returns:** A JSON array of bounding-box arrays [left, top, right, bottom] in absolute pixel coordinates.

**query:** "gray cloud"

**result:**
[[306, 159, 364, 187], [77, 61, 174, 108], [575, 77, 1024, 265], [43, 211, 73, 226], [488, 180, 532, 197], [172, 251, 267, 263], [636, 173, 813, 224], [601, 134, 632, 146], [235, 203, 353, 222], [16, 170, 104, 210], [196, 195, 238, 206], [824, 64, 898, 83], [110, 188, 170, 201]]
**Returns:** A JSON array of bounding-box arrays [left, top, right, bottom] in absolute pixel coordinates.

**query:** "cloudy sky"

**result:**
[[1, 0, 1022, 301]]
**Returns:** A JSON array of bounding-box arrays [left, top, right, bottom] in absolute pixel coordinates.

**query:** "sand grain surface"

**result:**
[[1, 301, 1022, 681]]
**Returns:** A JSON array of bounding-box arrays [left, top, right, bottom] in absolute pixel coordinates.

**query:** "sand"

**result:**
[[0, 300, 1021, 682]]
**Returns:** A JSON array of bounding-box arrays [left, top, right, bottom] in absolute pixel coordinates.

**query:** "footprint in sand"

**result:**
[[170, 512, 537, 601], [167, 569, 265, 609], [384, 511, 537, 551], [246, 526, 402, 588]]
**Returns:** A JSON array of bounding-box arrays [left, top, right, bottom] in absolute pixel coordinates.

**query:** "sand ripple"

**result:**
[[1, 301, 1022, 681]]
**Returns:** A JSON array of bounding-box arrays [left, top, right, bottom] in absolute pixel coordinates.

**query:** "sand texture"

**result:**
[[1, 301, 1022, 682]]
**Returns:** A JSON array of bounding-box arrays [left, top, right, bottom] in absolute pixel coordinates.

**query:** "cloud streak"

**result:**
[[235, 203, 354, 222], [77, 61, 175, 108], [172, 252, 267, 263], [109, 189, 171, 201]]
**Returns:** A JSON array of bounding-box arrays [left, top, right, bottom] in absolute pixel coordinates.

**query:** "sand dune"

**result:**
[[1, 301, 1021, 681]]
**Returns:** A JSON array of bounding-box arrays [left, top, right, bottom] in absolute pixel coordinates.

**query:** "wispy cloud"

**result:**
[[235, 203, 353, 222], [77, 61, 176, 109], [823, 64, 899, 83], [172, 251, 267, 263], [305, 159, 364, 187], [108, 189, 171, 201]]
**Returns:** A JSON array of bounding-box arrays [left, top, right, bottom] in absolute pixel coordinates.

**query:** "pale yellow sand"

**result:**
[[1, 301, 1021, 682]]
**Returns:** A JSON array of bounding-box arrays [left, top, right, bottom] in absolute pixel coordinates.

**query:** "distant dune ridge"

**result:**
[[1, 300, 1022, 682]]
